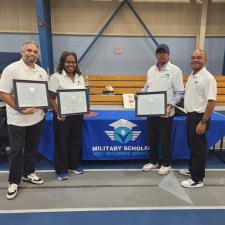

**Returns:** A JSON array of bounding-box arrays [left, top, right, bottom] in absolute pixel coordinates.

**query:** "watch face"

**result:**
[[201, 119, 207, 124]]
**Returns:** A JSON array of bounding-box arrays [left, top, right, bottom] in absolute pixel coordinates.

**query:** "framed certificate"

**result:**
[[13, 79, 49, 109], [57, 89, 89, 116], [135, 91, 167, 117]]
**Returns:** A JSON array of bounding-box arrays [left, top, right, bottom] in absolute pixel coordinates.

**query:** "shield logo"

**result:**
[[105, 119, 141, 144], [114, 127, 132, 144]]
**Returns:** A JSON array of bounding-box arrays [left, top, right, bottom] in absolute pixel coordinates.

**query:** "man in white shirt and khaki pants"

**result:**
[[180, 49, 217, 188]]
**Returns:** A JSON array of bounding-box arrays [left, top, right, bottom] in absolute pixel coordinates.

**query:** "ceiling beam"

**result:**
[[196, 0, 208, 49]]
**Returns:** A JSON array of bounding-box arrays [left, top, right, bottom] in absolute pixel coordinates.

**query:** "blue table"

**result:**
[[38, 110, 225, 161]]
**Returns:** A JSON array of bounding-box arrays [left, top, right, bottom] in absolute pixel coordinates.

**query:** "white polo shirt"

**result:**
[[0, 59, 48, 126], [145, 61, 184, 116], [48, 70, 85, 93], [184, 67, 217, 113]]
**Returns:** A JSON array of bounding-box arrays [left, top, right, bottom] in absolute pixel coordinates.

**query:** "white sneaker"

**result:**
[[158, 165, 171, 175], [6, 183, 18, 200], [179, 169, 191, 176], [22, 173, 44, 185], [142, 163, 158, 172], [181, 179, 204, 188]]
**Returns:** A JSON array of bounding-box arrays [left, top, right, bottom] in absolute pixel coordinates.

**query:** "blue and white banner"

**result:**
[[39, 110, 225, 161], [83, 113, 150, 160]]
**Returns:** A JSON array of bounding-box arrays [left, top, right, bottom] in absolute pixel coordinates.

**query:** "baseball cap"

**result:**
[[155, 44, 170, 54]]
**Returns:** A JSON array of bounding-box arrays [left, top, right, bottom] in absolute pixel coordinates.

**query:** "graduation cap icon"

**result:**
[[105, 119, 141, 144], [109, 119, 137, 130]]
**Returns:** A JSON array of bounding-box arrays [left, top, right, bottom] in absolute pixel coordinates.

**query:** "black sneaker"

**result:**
[[6, 183, 18, 200], [22, 173, 44, 185]]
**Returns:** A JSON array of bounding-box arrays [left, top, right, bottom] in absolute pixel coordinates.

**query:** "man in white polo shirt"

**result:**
[[180, 49, 217, 188], [142, 44, 184, 175], [0, 41, 48, 199]]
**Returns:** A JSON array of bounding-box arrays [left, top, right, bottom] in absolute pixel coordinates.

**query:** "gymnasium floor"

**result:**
[[0, 151, 225, 225], [0, 107, 225, 225]]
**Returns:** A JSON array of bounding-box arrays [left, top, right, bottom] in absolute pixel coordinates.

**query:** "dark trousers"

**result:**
[[8, 119, 45, 185], [186, 112, 210, 182], [147, 116, 173, 166], [53, 114, 83, 174]]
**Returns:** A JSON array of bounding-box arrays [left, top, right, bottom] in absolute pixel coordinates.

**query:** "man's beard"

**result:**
[[24, 56, 37, 64]]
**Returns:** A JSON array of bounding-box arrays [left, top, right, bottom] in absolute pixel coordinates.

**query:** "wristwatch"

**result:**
[[200, 118, 207, 124]]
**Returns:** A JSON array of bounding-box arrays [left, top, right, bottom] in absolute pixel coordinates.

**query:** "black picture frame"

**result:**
[[57, 89, 89, 116], [135, 91, 167, 117], [13, 79, 49, 109]]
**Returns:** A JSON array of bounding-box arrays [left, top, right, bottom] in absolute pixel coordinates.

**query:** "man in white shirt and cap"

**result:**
[[0, 41, 48, 199], [180, 49, 217, 188], [142, 44, 184, 175]]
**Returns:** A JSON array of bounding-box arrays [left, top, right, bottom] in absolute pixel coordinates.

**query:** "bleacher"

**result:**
[[88, 75, 225, 105]]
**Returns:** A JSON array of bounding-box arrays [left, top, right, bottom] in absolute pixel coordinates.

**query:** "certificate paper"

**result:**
[[57, 89, 89, 116], [13, 80, 49, 109], [123, 93, 135, 109], [135, 91, 167, 116]]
